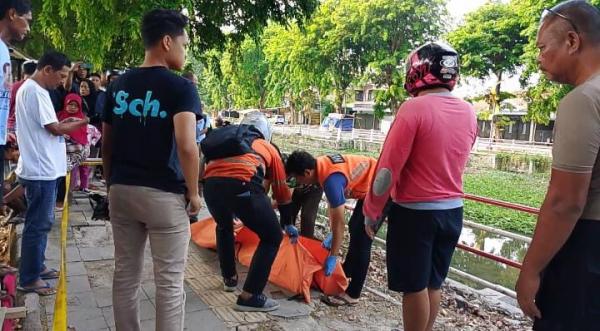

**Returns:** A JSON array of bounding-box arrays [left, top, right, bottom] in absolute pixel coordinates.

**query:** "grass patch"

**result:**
[[463, 168, 547, 235]]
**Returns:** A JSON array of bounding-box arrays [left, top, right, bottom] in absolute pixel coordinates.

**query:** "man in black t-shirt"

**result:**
[[101, 9, 201, 331]]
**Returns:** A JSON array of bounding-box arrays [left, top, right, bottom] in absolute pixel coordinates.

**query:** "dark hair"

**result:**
[[37, 51, 71, 71], [141, 9, 189, 49], [0, 0, 32, 19], [79, 79, 92, 89], [285, 150, 317, 176], [22, 60, 36, 75], [547, 0, 600, 44], [89, 72, 101, 79], [182, 71, 195, 80]]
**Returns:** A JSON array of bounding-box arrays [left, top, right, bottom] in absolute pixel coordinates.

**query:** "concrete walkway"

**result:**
[[37, 191, 313, 331], [39, 192, 229, 331]]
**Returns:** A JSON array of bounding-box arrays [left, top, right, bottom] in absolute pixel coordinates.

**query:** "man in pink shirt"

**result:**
[[363, 42, 477, 331]]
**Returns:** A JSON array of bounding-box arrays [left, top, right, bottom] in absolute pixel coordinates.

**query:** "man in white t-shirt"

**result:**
[[16, 51, 88, 295], [0, 0, 32, 214]]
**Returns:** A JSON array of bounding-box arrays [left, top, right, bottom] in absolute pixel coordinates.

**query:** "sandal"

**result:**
[[321, 294, 359, 307], [18, 281, 56, 296], [40, 268, 60, 280]]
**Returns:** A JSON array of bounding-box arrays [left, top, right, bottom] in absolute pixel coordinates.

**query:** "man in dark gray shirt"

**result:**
[[517, 1, 600, 329]]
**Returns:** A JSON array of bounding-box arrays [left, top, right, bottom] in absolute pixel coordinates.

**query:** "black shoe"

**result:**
[[223, 276, 238, 292], [234, 293, 280, 312]]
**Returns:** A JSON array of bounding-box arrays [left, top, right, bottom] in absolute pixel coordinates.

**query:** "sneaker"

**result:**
[[234, 294, 279, 312], [223, 276, 238, 292]]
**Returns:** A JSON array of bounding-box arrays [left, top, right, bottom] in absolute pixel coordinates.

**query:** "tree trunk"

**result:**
[[490, 71, 503, 142]]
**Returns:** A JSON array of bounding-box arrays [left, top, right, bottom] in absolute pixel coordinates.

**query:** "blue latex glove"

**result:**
[[322, 233, 333, 250], [324, 255, 338, 276], [284, 225, 299, 244]]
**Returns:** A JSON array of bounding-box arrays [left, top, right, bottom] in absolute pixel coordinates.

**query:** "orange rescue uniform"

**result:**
[[315, 154, 377, 200], [204, 139, 292, 204]]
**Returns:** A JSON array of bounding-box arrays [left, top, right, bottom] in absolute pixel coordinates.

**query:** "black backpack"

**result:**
[[200, 124, 264, 162]]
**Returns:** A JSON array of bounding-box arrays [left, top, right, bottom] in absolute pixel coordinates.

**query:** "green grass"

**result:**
[[463, 168, 548, 235]]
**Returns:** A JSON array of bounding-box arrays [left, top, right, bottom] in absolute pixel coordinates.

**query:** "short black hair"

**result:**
[[22, 60, 36, 75], [89, 72, 101, 79], [37, 51, 71, 71], [141, 9, 189, 49], [182, 71, 195, 80], [285, 151, 317, 176], [0, 0, 32, 19], [547, 0, 600, 45]]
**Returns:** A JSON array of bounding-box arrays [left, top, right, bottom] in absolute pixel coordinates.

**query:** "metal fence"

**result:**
[[273, 125, 553, 156]]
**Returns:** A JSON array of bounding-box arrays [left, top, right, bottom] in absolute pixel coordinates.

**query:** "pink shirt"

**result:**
[[363, 93, 477, 220]]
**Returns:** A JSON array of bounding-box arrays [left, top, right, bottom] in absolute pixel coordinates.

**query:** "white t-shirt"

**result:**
[[0, 40, 11, 145], [15, 79, 67, 180]]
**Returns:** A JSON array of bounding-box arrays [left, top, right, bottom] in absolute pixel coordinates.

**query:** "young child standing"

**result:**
[[57, 93, 90, 190]]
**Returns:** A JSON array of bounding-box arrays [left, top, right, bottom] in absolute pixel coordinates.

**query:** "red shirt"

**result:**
[[8, 79, 25, 131], [363, 93, 477, 220]]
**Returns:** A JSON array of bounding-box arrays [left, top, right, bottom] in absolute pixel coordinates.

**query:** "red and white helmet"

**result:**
[[404, 42, 460, 97]]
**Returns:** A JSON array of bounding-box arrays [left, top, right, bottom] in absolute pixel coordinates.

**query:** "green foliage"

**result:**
[[448, 1, 526, 112], [362, 0, 447, 113], [513, 0, 600, 121], [27, 0, 319, 68], [463, 168, 548, 235]]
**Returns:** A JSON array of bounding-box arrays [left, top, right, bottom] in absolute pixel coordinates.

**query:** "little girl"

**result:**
[[57, 93, 90, 190]]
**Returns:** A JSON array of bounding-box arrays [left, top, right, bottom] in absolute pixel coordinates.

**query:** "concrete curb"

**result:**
[[15, 223, 44, 331], [22, 293, 43, 331]]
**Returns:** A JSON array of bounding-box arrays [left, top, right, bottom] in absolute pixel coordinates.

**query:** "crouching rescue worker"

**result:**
[[201, 112, 296, 312], [363, 42, 477, 331], [285, 151, 378, 306]]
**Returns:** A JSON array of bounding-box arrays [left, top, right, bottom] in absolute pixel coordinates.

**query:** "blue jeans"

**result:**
[[19, 178, 58, 286]]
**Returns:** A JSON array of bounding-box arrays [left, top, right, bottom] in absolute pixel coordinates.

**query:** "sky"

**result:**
[[447, 0, 492, 23]]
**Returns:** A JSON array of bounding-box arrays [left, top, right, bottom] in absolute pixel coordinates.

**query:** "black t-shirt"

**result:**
[[103, 66, 201, 193]]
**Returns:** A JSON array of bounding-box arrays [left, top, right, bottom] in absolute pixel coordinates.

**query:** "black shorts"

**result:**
[[386, 204, 462, 293], [533, 219, 600, 331]]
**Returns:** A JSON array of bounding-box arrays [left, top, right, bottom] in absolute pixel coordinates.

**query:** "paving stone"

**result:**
[[67, 275, 92, 294], [101, 306, 115, 327], [141, 280, 156, 299], [93, 287, 114, 308], [67, 261, 87, 277], [67, 291, 98, 312], [212, 306, 268, 326], [268, 299, 313, 318], [67, 246, 82, 262], [185, 292, 210, 312], [141, 319, 156, 331], [79, 246, 114, 261], [197, 291, 237, 307], [140, 299, 156, 321], [184, 309, 229, 331], [69, 313, 108, 331], [73, 225, 113, 248]]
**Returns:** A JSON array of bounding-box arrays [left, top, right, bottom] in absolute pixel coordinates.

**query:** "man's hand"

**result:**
[[284, 225, 299, 244], [71, 61, 82, 73], [187, 193, 202, 218], [364, 216, 379, 240], [516, 270, 542, 319], [323, 255, 338, 276]]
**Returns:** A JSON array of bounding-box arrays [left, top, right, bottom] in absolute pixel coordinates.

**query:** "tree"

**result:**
[[448, 1, 527, 114], [263, 24, 327, 124], [362, 0, 448, 114], [306, 0, 370, 112], [221, 38, 271, 110], [26, 0, 319, 69], [513, 0, 600, 123]]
